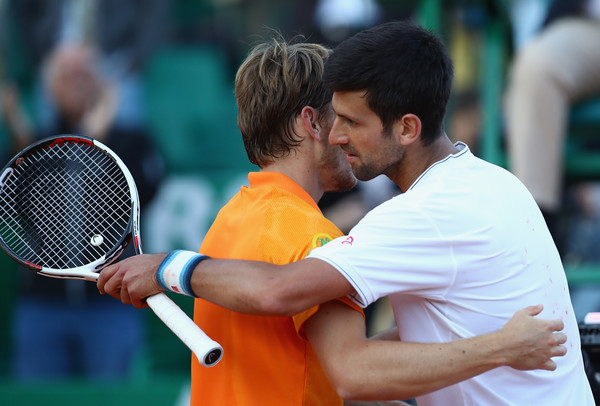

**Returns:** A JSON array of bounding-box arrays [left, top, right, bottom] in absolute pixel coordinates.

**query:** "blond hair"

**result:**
[[235, 36, 331, 167]]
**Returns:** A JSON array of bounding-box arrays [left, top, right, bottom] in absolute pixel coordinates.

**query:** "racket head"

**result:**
[[0, 135, 142, 279]]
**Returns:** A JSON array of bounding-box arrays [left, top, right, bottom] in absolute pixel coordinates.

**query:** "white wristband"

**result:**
[[156, 250, 209, 297]]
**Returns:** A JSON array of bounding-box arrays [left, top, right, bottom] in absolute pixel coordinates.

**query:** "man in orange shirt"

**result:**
[[100, 37, 566, 404], [188, 39, 361, 405]]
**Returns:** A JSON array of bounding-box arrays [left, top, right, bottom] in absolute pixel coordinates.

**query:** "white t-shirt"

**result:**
[[309, 143, 594, 405]]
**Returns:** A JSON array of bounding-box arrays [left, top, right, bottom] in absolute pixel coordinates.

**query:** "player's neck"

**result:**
[[261, 157, 324, 203], [390, 133, 458, 191]]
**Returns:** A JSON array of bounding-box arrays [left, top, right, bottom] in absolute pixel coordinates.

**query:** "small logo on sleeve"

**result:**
[[306, 233, 333, 256], [312, 233, 333, 248], [341, 236, 354, 245]]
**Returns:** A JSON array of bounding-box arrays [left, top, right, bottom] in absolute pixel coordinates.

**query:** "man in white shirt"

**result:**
[[98, 21, 593, 404]]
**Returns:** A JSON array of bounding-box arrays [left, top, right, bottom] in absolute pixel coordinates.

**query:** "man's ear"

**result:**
[[300, 106, 322, 141], [394, 113, 421, 146]]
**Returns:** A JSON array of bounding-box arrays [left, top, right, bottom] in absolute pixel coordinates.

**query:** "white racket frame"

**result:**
[[1, 136, 223, 367]]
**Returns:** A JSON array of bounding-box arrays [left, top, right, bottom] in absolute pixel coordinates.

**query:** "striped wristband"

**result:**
[[156, 250, 210, 297]]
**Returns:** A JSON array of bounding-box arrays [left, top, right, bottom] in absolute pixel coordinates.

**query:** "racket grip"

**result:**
[[146, 293, 223, 367]]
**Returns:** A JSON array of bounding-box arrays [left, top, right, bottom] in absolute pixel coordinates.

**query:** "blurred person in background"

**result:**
[[1, 41, 163, 381], [504, 0, 600, 254], [1, 0, 168, 130]]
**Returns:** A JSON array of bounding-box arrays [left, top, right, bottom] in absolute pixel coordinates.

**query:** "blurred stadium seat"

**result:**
[[143, 45, 252, 177]]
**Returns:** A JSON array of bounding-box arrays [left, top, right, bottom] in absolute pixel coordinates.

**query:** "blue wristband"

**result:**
[[156, 250, 209, 297]]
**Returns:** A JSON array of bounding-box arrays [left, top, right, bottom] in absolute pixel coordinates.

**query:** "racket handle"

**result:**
[[146, 293, 223, 367]]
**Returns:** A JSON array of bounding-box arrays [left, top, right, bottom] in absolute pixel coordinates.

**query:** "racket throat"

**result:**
[[38, 261, 103, 282]]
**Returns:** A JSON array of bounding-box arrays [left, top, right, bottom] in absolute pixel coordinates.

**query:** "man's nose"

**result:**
[[328, 119, 346, 146]]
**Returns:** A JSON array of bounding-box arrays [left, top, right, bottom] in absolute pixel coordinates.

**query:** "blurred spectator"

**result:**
[[1, 0, 168, 130], [504, 0, 600, 253], [2, 42, 163, 381]]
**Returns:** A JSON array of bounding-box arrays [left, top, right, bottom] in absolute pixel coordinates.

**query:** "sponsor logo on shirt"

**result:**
[[341, 236, 354, 245], [306, 233, 333, 256]]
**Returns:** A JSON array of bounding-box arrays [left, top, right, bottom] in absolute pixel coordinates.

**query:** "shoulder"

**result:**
[[262, 193, 344, 259]]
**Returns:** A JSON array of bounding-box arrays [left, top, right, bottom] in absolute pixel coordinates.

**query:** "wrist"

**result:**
[[482, 330, 510, 368], [156, 250, 209, 297]]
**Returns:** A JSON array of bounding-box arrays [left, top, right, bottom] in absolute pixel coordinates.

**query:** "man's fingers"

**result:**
[[99, 265, 124, 299], [132, 295, 149, 309], [542, 360, 557, 371], [97, 267, 107, 294], [97, 263, 118, 294], [549, 318, 565, 332], [553, 345, 567, 357], [554, 332, 567, 345], [521, 304, 544, 317], [120, 285, 132, 306]]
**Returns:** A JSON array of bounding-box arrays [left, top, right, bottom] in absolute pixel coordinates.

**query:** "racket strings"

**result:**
[[0, 141, 132, 269]]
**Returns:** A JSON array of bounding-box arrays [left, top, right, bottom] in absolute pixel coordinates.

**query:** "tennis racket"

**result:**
[[0, 135, 223, 367]]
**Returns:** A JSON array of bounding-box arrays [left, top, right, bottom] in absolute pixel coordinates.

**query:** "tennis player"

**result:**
[[100, 31, 570, 404]]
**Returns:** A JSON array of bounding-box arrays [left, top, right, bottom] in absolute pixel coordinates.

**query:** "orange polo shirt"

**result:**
[[190, 171, 362, 405]]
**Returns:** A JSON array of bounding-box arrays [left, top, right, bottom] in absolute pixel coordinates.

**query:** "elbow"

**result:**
[[327, 365, 412, 401], [330, 374, 370, 401], [335, 384, 360, 401], [324, 361, 369, 401]]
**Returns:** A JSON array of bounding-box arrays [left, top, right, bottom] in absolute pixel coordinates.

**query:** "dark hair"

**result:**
[[235, 36, 332, 167], [323, 20, 453, 145]]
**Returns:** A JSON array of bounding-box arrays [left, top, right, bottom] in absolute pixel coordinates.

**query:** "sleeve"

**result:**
[[292, 297, 365, 340], [308, 201, 457, 307]]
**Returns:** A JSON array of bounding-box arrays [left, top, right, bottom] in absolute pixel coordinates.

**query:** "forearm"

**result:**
[[98, 253, 353, 315], [189, 257, 354, 316], [306, 302, 564, 401], [331, 331, 506, 400], [189, 258, 291, 315]]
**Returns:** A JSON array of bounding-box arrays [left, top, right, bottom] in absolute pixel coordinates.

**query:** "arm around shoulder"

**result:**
[[190, 257, 354, 316], [97, 251, 353, 314], [304, 302, 567, 401]]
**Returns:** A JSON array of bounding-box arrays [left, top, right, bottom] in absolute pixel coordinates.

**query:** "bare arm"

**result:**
[[304, 301, 567, 401], [98, 254, 567, 401], [97, 254, 353, 316]]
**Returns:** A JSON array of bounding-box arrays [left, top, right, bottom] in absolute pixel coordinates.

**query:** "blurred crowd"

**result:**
[[0, 0, 598, 392]]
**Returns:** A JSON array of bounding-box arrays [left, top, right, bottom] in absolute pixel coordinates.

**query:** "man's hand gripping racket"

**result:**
[[0, 135, 223, 367]]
